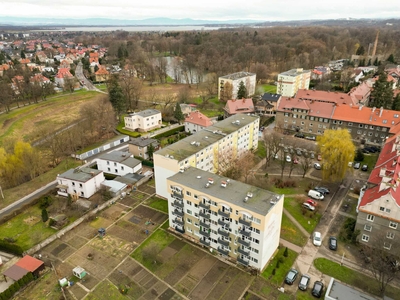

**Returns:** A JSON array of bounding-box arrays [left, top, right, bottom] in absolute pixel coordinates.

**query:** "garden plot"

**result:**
[[138, 184, 156, 195], [100, 204, 129, 221]]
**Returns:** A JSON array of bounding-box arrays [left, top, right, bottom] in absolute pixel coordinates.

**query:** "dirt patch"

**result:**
[[100, 205, 127, 221], [107, 223, 144, 244], [74, 223, 98, 239], [159, 288, 178, 300], [23, 216, 40, 226], [66, 235, 89, 249], [138, 185, 156, 195], [89, 235, 134, 259], [159, 247, 178, 263], [119, 196, 140, 207], [69, 283, 87, 299], [168, 239, 186, 251]]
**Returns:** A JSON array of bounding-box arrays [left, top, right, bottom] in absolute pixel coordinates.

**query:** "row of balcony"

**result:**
[[173, 200, 184, 208]]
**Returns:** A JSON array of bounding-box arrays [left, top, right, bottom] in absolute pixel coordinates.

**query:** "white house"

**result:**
[[184, 111, 213, 133], [124, 109, 162, 132], [95, 151, 142, 176], [56, 167, 105, 199]]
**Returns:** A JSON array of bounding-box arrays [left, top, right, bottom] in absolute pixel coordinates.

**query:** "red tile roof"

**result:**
[[225, 98, 255, 114], [95, 66, 109, 75], [55, 68, 73, 79], [15, 255, 44, 272], [277, 96, 335, 119], [185, 111, 213, 127], [296, 89, 357, 105]]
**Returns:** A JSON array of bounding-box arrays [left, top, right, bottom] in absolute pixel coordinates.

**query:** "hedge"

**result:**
[[0, 272, 34, 300], [0, 239, 24, 256], [153, 126, 184, 139], [134, 156, 154, 168]]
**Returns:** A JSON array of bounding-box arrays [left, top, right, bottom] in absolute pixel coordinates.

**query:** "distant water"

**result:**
[[39, 26, 222, 32]]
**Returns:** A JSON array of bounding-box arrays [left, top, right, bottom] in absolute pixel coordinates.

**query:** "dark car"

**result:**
[[285, 268, 299, 285], [353, 162, 361, 169], [314, 186, 330, 194], [295, 133, 305, 138], [361, 164, 368, 171], [312, 281, 324, 298], [329, 236, 337, 251], [298, 274, 311, 291]]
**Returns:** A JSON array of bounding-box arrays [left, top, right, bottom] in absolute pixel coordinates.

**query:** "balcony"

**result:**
[[218, 228, 230, 238], [200, 238, 210, 246], [239, 217, 252, 227], [238, 238, 250, 247], [199, 211, 210, 219], [218, 219, 230, 227], [218, 238, 230, 247], [199, 221, 210, 229], [175, 226, 185, 234], [237, 257, 249, 266], [218, 209, 230, 218], [238, 229, 252, 237], [173, 200, 184, 208], [199, 202, 210, 209], [238, 247, 250, 256], [172, 191, 183, 199], [199, 230, 210, 238], [174, 218, 184, 225], [218, 247, 229, 256], [173, 209, 184, 217]]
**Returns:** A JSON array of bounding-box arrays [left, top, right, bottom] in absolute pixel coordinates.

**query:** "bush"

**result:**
[[0, 239, 24, 255], [339, 218, 359, 243], [276, 261, 280, 268], [41, 208, 49, 222], [38, 195, 53, 209], [272, 268, 276, 275], [153, 126, 184, 139], [278, 257, 284, 263], [283, 247, 288, 257]]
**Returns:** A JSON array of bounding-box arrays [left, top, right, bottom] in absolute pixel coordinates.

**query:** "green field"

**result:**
[[280, 213, 308, 247], [261, 247, 298, 286], [144, 196, 169, 213], [283, 197, 321, 233]]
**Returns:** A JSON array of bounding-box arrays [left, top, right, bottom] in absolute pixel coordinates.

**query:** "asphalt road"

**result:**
[[75, 62, 104, 93]]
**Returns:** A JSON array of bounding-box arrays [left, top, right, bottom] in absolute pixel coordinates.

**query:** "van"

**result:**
[[308, 189, 324, 200]]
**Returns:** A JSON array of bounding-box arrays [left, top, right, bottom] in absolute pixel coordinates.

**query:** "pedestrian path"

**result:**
[[279, 238, 303, 254], [283, 208, 310, 237]]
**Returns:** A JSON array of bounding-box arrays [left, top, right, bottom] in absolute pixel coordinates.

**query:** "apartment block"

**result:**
[[154, 114, 259, 198], [277, 68, 311, 97], [167, 167, 284, 270], [218, 72, 256, 100]]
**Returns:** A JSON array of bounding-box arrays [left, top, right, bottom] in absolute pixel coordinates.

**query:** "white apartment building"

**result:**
[[56, 167, 105, 199], [277, 68, 311, 97], [218, 72, 256, 100], [154, 114, 260, 199], [124, 109, 162, 132], [95, 151, 142, 176], [167, 167, 284, 270]]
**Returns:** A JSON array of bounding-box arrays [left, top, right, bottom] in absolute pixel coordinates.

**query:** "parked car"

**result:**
[[286, 155, 292, 163], [353, 162, 361, 169], [260, 126, 265, 132], [305, 136, 316, 141], [310, 153, 315, 159], [295, 133, 305, 138], [311, 281, 324, 298], [348, 161, 353, 167], [302, 202, 315, 211], [361, 164, 368, 171], [317, 154, 322, 161], [284, 268, 299, 285], [314, 186, 330, 194], [314, 163, 321, 170], [308, 190, 324, 200], [329, 236, 337, 251], [307, 199, 317, 206], [293, 157, 299, 164], [313, 232, 322, 246], [298, 274, 311, 291]]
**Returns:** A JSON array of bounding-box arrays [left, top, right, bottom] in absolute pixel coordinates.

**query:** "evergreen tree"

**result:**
[[392, 93, 400, 111], [373, 57, 379, 66], [147, 143, 155, 160], [20, 50, 26, 59], [283, 247, 289, 257], [174, 102, 185, 124], [237, 81, 247, 99], [107, 75, 126, 119], [41, 208, 48, 222], [356, 45, 365, 55], [387, 54, 395, 63], [370, 72, 394, 109], [367, 59, 372, 66]]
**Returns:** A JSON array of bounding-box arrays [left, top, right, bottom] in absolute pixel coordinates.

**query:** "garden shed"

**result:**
[[73, 266, 87, 279]]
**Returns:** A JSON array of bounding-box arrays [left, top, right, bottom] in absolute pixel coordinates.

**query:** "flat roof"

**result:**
[[97, 151, 141, 168], [129, 109, 160, 118], [129, 137, 159, 147], [155, 114, 259, 162], [220, 72, 256, 80], [58, 167, 103, 182], [326, 278, 378, 300], [167, 167, 282, 216], [279, 68, 310, 76]]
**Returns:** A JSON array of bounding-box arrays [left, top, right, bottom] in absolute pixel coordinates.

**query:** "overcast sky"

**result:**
[[2, 0, 400, 21]]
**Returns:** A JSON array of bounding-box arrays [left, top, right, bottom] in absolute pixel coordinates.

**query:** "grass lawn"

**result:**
[[199, 109, 223, 117], [261, 247, 298, 286], [280, 213, 307, 247], [314, 258, 399, 299], [255, 141, 266, 159], [284, 197, 321, 233], [267, 177, 314, 196], [361, 153, 379, 170], [131, 229, 175, 272], [86, 280, 126, 300], [258, 84, 277, 93], [1, 158, 81, 210], [116, 120, 141, 137], [144, 196, 169, 213], [0, 205, 56, 250], [95, 83, 108, 91]]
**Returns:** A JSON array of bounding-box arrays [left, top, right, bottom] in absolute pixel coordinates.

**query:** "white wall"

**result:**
[[96, 158, 142, 176], [57, 172, 105, 199], [154, 156, 180, 199]]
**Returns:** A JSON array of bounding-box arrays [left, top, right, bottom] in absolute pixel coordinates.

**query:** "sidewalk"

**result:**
[[280, 238, 303, 254], [283, 208, 309, 237]]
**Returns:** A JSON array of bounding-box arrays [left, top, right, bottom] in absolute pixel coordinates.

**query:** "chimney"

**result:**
[[372, 107, 376, 112], [379, 106, 384, 117], [242, 98, 245, 103]]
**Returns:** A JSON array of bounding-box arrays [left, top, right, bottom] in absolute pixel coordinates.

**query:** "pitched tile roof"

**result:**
[[185, 111, 213, 127], [15, 255, 44, 272], [3, 265, 29, 281], [225, 98, 255, 114], [277, 96, 336, 119], [296, 89, 357, 105]]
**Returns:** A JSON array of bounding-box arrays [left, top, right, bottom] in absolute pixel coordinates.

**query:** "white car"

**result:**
[[313, 232, 322, 246], [286, 155, 291, 162], [302, 203, 315, 211], [314, 163, 321, 170]]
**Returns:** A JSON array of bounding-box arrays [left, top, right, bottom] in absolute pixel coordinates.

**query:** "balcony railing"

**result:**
[[239, 217, 251, 227], [199, 211, 210, 219], [174, 218, 184, 225], [172, 191, 183, 199], [218, 238, 230, 247], [199, 221, 210, 229], [238, 247, 250, 256], [238, 229, 251, 237], [199, 202, 210, 209], [237, 257, 249, 266], [218, 228, 230, 237], [173, 200, 184, 208], [199, 230, 210, 237], [175, 226, 185, 234], [218, 247, 229, 256], [200, 238, 210, 246], [238, 238, 250, 247], [218, 209, 230, 218], [173, 209, 184, 217], [218, 219, 230, 227]]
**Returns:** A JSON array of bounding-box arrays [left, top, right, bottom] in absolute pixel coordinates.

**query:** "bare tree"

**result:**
[[263, 130, 284, 169], [219, 150, 256, 182], [120, 73, 144, 111]]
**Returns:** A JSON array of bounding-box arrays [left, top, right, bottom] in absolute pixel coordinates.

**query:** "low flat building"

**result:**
[[167, 167, 283, 270], [96, 151, 142, 176], [325, 278, 379, 300]]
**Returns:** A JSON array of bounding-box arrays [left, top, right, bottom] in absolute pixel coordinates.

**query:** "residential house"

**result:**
[[348, 82, 371, 106], [54, 68, 74, 87], [35, 51, 48, 63], [179, 103, 197, 116], [124, 109, 162, 132], [277, 68, 311, 97], [56, 167, 105, 199], [94, 65, 110, 82], [30, 73, 50, 86], [185, 111, 213, 133], [256, 93, 281, 115], [224, 98, 255, 117], [167, 167, 283, 270], [311, 66, 330, 80], [95, 151, 142, 176], [218, 72, 256, 100], [154, 114, 259, 198], [128, 137, 160, 160], [89, 52, 99, 65], [59, 59, 71, 69]]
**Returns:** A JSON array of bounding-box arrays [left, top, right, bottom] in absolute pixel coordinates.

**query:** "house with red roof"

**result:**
[[30, 73, 51, 86], [184, 111, 213, 133], [348, 82, 371, 106], [55, 68, 74, 87], [224, 98, 255, 117], [3, 255, 44, 281], [94, 65, 110, 82]]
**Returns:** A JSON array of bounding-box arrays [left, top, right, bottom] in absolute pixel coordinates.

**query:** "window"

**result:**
[[107, 161, 110, 165], [380, 207, 385, 212], [115, 169, 118, 173], [364, 224, 372, 232], [348, 122, 353, 126], [186, 200, 192, 205], [194, 194, 198, 199], [107, 167, 110, 171], [186, 191, 191, 196], [81, 192, 84, 196], [362, 234, 369, 242], [366, 214, 374, 222], [386, 208, 391, 213], [389, 221, 397, 229], [384, 242, 392, 250], [79, 183, 83, 188], [387, 232, 395, 239], [186, 209, 192, 215], [72, 182, 75, 186], [187, 218, 192, 224], [114, 162, 117, 166], [121, 166, 124, 170]]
